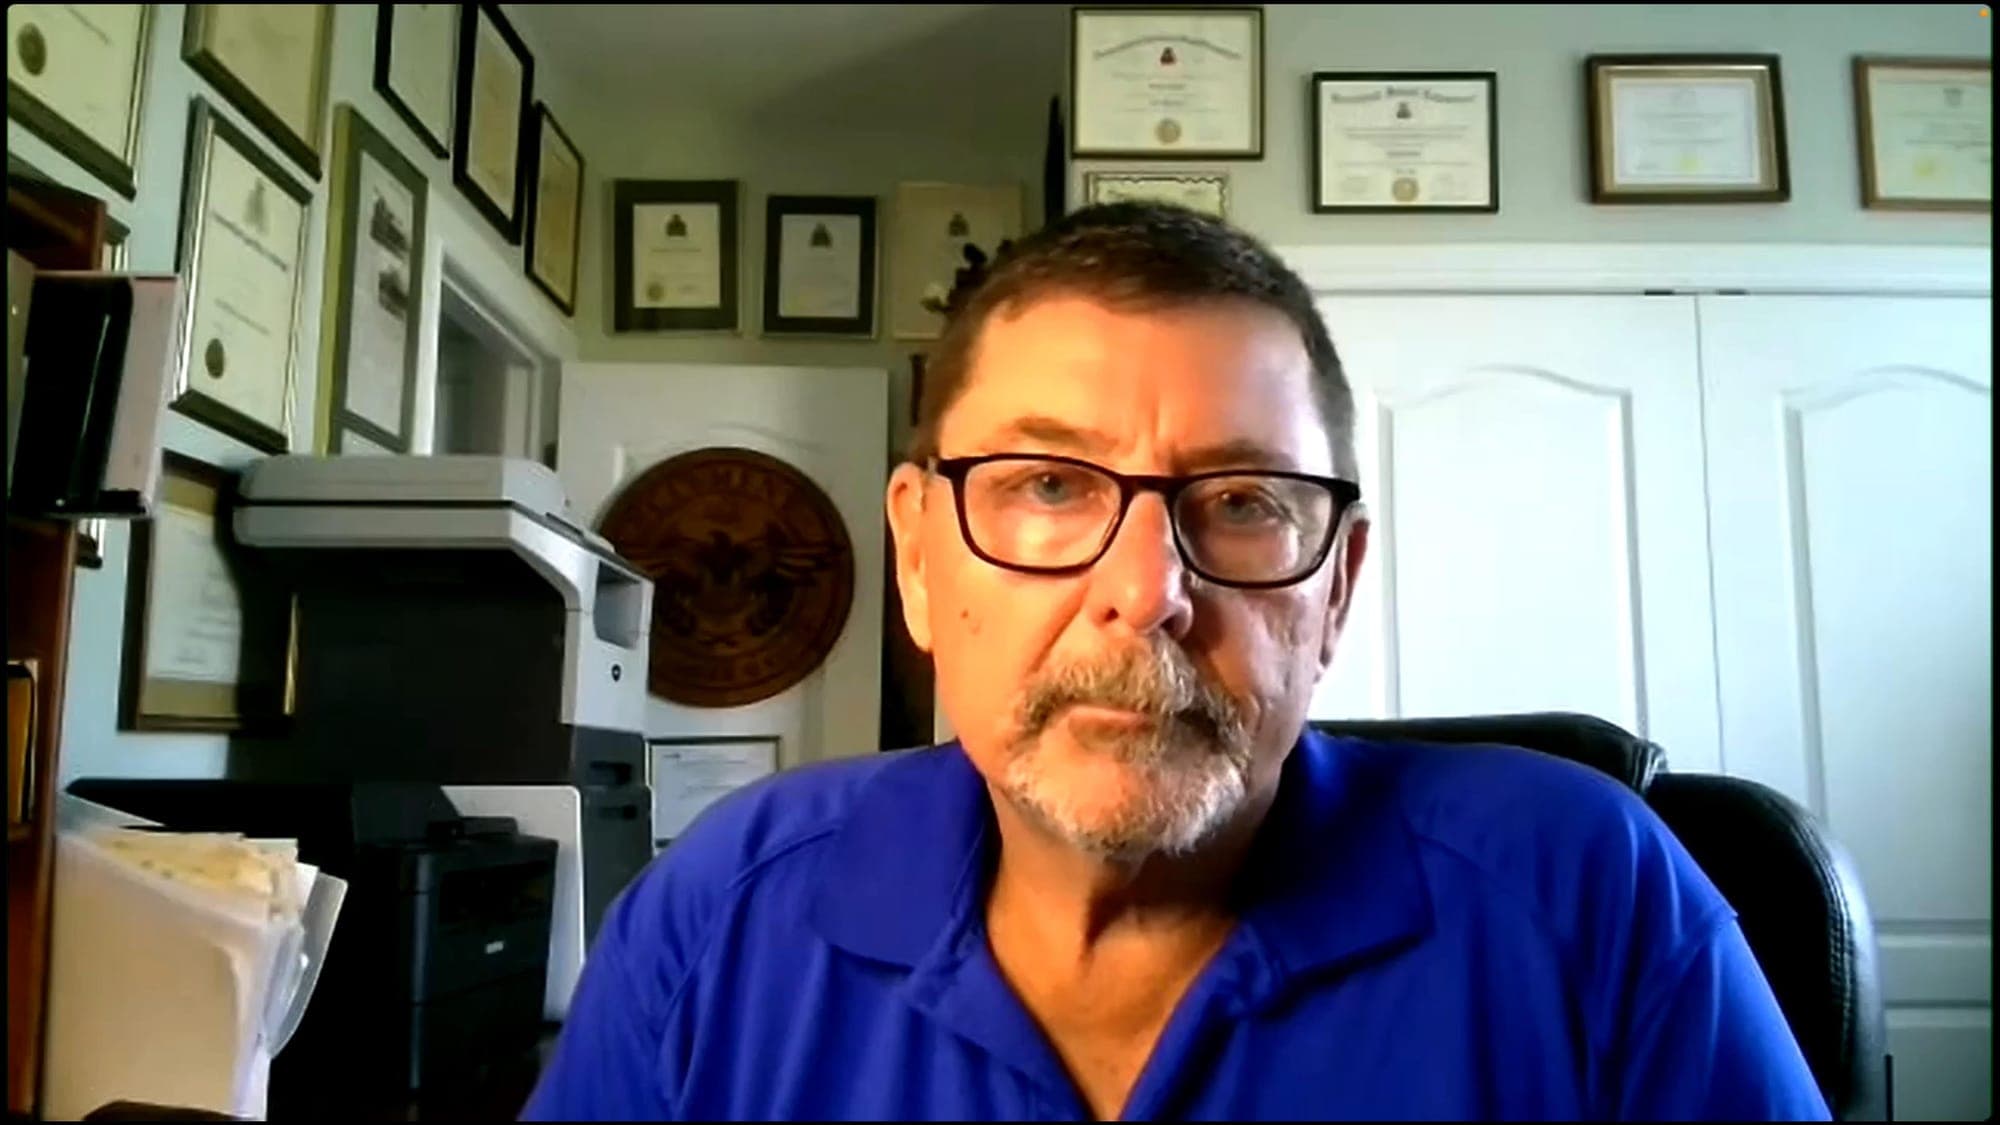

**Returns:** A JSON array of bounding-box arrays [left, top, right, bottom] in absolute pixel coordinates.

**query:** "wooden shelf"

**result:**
[[6, 823, 27, 846]]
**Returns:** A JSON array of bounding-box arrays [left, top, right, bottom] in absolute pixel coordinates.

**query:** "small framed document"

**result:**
[[525, 103, 583, 316], [320, 106, 426, 456], [762, 194, 877, 338], [648, 735, 780, 848], [613, 179, 740, 333], [120, 452, 296, 734], [172, 98, 312, 454], [1854, 57, 1990, 213], [5, 4, 152, 199], [1083, 171, 1229, 218], [1071, 7, 1263, 159], [1586, 54, 1789, 204], [183, 5, 334, 181], [453, 2, 532, 244], [374, 3, 458, 159], [888, 181, 1024, 341], [1312, 72, 1498, 213]]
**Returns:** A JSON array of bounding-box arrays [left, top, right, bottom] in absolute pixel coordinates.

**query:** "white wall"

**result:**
[[5, 4, 590, 784]]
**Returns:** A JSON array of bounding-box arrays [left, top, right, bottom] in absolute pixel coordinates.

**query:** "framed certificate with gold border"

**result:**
[[1854, 57, 1990, 212], [183, 4, 334, 181], [1586, 54, 1789, 204]]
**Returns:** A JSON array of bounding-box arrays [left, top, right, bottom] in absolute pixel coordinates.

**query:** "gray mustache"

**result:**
[[1017, 644, 1244, 746]]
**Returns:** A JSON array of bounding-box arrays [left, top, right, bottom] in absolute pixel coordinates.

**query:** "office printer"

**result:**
[[227, 455, 655, 1015]]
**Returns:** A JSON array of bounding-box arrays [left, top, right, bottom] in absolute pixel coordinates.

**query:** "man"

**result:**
[[524, 203, 1829, 1121]]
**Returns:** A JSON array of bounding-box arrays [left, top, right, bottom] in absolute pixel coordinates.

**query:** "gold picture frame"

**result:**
[[1853, 57, 1991, 213]]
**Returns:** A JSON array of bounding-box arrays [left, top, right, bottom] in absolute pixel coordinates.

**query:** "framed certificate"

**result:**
[[525, 103, 583, 316], [1083, 171, 1229, 218], [1312, 72, 1498, 213], [1586, 54, 1789, 204], [319, 105, 426, 456], [183, 4, 334, 181], [1071, 7, 1263, 159], [172, 98, 312, 453], [453, 2, 532, 244], [5, 5, 151, 199], [374, 3, 457, 159], [120, 451, 296, 733], [762, 194, 877, 338], [648, 735, 780, 848], [614, 179, 739, 333], [888, 181, 1024, 341], [1854, 57, 1990, 213]]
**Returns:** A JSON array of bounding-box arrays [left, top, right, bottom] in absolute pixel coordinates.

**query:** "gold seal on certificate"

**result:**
[[5, 4, 151, 197], [1313, 72, 1498, 213], [1071, 8, 1263, 159]]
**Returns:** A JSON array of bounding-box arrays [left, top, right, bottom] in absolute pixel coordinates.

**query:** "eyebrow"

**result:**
[[977, 416, 1300, 473]]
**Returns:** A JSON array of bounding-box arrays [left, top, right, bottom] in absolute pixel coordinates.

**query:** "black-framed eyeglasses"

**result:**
[[929, 453, 1362, 590]]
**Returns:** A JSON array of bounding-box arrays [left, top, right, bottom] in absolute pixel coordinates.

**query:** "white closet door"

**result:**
[[1312, 295, 1720, 773], [1699, 295, 1992, 1123]]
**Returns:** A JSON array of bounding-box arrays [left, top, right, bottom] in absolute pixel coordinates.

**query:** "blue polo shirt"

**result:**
[[523, 731, 1830, 1121]]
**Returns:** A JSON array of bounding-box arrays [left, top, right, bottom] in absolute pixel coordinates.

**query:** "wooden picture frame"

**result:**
[[452, 1, 533, 244], [373, 3, 458, 160], [319, 105, 426, 455], [613, 178, 740, 333], [5, 4, 153, 199], [761, 194, 877, 338], [1853, 57, 1991, 213], [119, 451, 296, 734], [1311, 71, 1498, 213], [183, 4, 334, 181], [1586, 54, 1790, 204], [525, 103, 583, 316], [1070, 6, 1264, 159]]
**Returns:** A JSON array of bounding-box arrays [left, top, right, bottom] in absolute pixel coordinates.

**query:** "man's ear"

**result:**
[[886, 462, 934, 653], [1319, 505, 1371, 671]]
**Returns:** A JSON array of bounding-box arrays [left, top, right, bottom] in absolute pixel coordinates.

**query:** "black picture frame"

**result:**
[[1310, 71, 1499, 214], [182, 4, 334, 182], [1585, 53, 1790, 205], [373, 3, 456, 160], [5, 4, 153, 199], [613, 178, 740, 333], [1069, 6, 1265, 160], [524, 103, 584, 317], [761, 194, 877, 338], [452, 2, 533, 244]]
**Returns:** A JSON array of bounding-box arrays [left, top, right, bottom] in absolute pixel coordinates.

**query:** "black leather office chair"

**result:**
[[1311, 713, 1889, 1122]]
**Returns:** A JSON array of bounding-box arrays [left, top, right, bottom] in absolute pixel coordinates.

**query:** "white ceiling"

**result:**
[[506, 4, 1069, 136]]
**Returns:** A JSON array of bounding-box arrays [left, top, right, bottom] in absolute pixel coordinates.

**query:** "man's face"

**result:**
[[886, 295, 1369, 861]]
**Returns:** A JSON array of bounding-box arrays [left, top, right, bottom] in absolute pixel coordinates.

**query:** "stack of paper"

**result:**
[[40, 795, 347, 1121]]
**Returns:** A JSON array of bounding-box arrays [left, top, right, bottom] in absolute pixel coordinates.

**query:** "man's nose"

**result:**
[[1085, 492, 1195, 640]]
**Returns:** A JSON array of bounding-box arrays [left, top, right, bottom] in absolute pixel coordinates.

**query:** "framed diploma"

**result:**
[[648, 735, 780, 848], [5, 4, 151, 199], [525, 103, 583, 316], [1586, 54, 1789, 204], [319, 105, 426, 456], [183, 4, 334, 181], [1083, 171, 1229, 218], [888, 181, 1024, 341], [172, 98, 312, 453], [1854, 57, 1990, 212], [120, 451, 296, 733], [453, 2, 533, 244], [613, 178, 739, 333], [374, 3, 458, 159], [1071, 7, 1262, 159], [762, 194, 877, 338], [1312, 72, 1498, 213]]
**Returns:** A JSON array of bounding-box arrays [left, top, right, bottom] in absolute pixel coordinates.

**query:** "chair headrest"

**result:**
[[1309, 712, 1667, 794]]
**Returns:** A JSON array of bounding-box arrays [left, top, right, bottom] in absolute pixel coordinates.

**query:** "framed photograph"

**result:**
[[613, 178, 739, 333], [525, 103, 583, 316], [453, 1, 532, 244], [1853, 57, 1990, 213], [373, 3, 457, 159], [762, 194, 877, 338], [172, 98, 312, 454], [5, 4, 151, 199], [888, 181, 1024, 341], [319, 105, 426, 456], [183, 5, 334, 181], [1071, 6, 1263, 159], [647, 734, 780, 848], [120, 451, 296, 734], [1083, 170, 1229, 218], [1312, 72, 1498, 213], [1586, 54, 1789, 204]]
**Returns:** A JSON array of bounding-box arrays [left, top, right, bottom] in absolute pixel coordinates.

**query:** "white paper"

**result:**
[[467, 10, 523, 215], [5, 5, 146, 160], [633, 202, 722, 309], [386, 3, 455, 145], [1318, 79, 1493, 207], [343, 150, 415, 436], [889, 183, 1022, 340], [1866, 66, 1992, 203], [531, 116, 581, 300], [202, 5, 323, 143], [1610, 75, 1763, 186], [144, 503, 245, 685], [1087, 174, 1228, 218], [1073, 11, 1258, 153], [651, 740, 778, 840], [777, 214, 862, 320], [189, 129, 304, 438]]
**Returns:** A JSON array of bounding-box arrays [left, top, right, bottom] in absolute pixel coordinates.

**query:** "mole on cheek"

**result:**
[[959, 607, 981, 636]]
